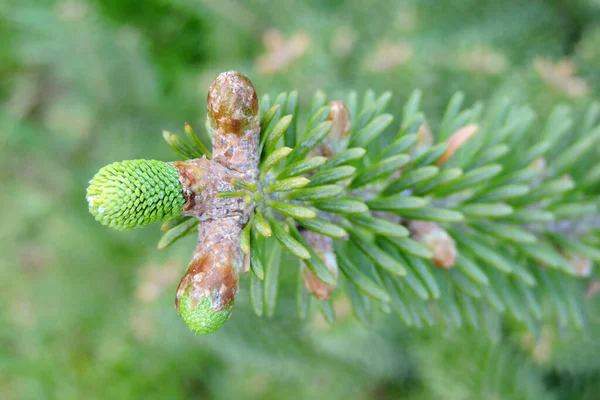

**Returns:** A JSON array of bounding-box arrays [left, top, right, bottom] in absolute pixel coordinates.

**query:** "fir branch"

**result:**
[[87, 71, 599, 336]]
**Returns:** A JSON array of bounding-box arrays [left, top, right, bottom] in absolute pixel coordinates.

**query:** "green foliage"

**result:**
[[154, 86, 599, 344], [3, 0, 600, 399]]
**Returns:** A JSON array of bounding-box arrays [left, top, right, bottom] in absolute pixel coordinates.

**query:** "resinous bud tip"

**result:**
[[207, 71, 259, 135]]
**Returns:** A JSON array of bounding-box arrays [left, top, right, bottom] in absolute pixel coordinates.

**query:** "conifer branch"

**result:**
[[87, 71, 599, 336]]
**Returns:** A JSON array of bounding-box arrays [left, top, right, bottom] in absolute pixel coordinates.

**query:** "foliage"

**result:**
[[153, 83, 599, 339], [1, 0, 600, 399]]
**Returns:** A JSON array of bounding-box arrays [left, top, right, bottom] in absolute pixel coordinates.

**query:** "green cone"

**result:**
[[87, 159, 184, 230]]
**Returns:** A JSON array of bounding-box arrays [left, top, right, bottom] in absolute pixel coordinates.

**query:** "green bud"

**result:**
[[87, 160, 184, 230], [177, 293, 233, 335], [175, 251, 239, 335]]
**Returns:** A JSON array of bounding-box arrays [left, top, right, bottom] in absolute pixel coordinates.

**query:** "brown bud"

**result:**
[[207, 71, 261, 177], [207, 71, 258, 135], [301, 230, 339, 299], [408, 221, 457, 268], [328, 101, 351, 141], [308, 100, 351, 159]]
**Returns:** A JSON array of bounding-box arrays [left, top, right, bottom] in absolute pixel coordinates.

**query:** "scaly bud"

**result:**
[[207, 71, 260, 175], [328, 101, 351, 141], [408, 221, 457, 268], [308, 100, 352, 158], [207, 71, 258, 135], [301, 230, 339, 299], [87, 160, 184, 230], [175, 218, 242, 335]]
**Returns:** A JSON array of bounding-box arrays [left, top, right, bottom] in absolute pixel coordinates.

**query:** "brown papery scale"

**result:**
[[174, 71, 260, 335]]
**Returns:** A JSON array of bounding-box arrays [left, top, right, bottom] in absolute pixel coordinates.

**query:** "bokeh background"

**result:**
[[2, 0, 600, 399]]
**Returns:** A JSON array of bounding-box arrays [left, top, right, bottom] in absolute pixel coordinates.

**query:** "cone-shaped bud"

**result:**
[[207, 71, 259, 135], [408, 221, 457, 268], [207, 71, 260, 176], [328, 101, 351, 141], [87, 160, 184, 230]]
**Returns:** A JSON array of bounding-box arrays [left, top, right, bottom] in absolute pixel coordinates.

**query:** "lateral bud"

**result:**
[[328, 101, 352, 141], [309, 100, 352, 158], [408, 221, 457, 268], [301, 230, 339, 299], [175, 218, 243, 335]]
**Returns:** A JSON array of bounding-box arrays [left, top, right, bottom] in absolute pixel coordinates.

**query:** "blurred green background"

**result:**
[[1, 0, 600, 399]]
